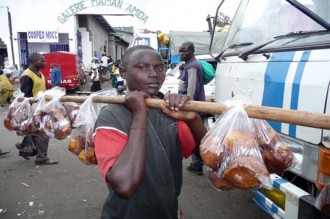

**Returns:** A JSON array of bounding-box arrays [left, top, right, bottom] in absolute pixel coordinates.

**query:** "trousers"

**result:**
[[32, 135, 50, 162]]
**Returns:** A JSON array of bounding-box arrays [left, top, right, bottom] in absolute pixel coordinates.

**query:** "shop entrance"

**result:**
[[18, 32, 70, 65]]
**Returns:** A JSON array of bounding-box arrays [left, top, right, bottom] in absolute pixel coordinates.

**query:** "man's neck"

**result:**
[[29, 66, 42, 77], [29, 66, 39, 73]]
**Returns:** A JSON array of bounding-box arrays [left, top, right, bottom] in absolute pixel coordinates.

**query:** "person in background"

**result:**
[[101, 54, 109, 68], [111, 59, 121, 73], [90, 64, 101, 92], [107, 55, 113, 65], [50, 63, 62, 87], [178, 41, 206, 176], [20, 53, 58, 165], [18, 64, 28, 78], [93, 45, 206, 218], [0, 69, 14, 107]]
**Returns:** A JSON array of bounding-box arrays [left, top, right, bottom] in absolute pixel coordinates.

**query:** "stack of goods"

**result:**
[[200, 103, 294, 191]]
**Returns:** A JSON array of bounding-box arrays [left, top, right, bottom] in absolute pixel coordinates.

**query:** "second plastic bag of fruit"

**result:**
[[200, 96, 272, 190]]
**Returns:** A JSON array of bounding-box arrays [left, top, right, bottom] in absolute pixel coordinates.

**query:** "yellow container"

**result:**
[[259, 187, 286, 210]]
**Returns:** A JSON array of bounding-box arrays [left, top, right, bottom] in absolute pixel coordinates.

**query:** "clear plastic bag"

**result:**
[[4, 91, 24, 131], [31, 91, 48, 136], [69, 124, 95, 161], [33, 87, 72, 139], [252, 119, 295, 173], [14, 98, 33, 136], [62, 102, 80, 125], [200, 97, 272, 190], [70, 89, 117, 164]]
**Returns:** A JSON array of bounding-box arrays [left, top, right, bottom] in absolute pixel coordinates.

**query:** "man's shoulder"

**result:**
[[186, 57, 199, 67], [21, 69, 34, 77]]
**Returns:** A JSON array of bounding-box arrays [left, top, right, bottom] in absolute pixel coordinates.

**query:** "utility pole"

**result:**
[[7, 7, 15, 66], [0, 6, 15, 67]]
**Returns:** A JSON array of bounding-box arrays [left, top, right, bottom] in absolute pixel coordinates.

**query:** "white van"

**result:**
[[209, 0, 330, 218]]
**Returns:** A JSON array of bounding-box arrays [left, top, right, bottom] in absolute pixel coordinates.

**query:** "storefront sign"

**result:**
[[27, 30, 59, 43], [57, 0, 148, 24]]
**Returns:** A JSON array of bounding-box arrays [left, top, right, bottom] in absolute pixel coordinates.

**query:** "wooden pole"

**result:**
[[22, 95, 330, 130]]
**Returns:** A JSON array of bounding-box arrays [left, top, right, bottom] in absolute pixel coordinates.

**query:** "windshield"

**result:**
[[223, 0, 330, 54]]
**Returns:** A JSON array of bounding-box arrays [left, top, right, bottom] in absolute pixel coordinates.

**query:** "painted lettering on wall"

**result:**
[[47, 79, 73, 84], [27, 30, 59, 43], [57, 0, 148, 24]]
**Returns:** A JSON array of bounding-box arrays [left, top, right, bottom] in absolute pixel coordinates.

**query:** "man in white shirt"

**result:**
[[101, 54, 109, 67], [90, 65, 101, 92]]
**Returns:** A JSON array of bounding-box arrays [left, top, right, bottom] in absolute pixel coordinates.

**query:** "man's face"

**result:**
[[123, 49, 165, 97], [35, 55, 46, 70], [179, 45, 193, 61]]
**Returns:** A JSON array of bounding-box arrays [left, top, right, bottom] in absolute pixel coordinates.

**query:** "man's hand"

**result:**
[[125, 91, 150, 116], [160, 93, 197, 121]]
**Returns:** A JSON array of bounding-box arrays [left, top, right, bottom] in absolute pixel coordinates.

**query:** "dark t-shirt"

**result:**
[[94, 104, 184, 219]]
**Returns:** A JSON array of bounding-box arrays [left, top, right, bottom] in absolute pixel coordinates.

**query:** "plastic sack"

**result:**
[[62, 102, 80, 125], [252, 119, 295, 173], [33, 87, 72, 139], [70, 89, 117, 164], [31, 91, 48, 136], [14, 98, 34, 136], [68, 126, 96, 164], [4, 91, 24, 131], [314, 183, 330, 217], [200, 98, 272, 190], [198, 60, 215, 85], [16, 136, 37, 158]]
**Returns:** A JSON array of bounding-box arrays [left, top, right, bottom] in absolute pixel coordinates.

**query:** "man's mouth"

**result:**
[[147, 82, 160, 88]]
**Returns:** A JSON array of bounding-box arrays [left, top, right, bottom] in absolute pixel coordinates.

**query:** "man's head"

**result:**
[[179, 41, 195, 62], [0, 69, 3, 75], [29, 53, 46, 70], [21, 64, 28, 70], [120, 45, 165, 97], [50, 63, 56, 69]]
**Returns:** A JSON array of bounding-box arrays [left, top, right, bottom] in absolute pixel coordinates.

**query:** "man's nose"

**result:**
[[148, 68, 158, 77]]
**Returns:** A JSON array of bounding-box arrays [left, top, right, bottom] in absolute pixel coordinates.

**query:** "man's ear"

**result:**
[[119, 67, 127, 79]]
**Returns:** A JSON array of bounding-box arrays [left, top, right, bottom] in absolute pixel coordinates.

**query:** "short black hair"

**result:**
[[29, 53, 42, 63], [0, 69, 3, 75], [122, 45, 155, 68], [181, 41, 195, 52]]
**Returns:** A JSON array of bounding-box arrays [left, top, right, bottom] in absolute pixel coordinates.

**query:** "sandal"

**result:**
[[35, 159, 58, 165]]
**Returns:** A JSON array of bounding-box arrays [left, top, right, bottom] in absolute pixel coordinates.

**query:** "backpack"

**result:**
[[198, 60, 215, 85]]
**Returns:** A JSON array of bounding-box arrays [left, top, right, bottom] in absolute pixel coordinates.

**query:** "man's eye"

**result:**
[[137, 65, 147, 70], [156, 66, 164, 72]]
